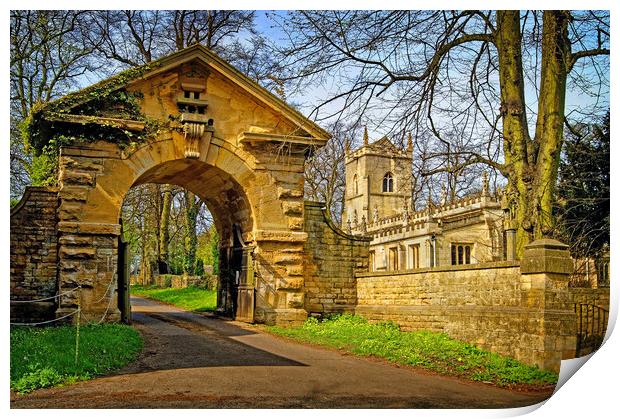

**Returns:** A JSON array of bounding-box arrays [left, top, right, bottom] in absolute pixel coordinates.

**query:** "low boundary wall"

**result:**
[[355, 239, 581, 373]]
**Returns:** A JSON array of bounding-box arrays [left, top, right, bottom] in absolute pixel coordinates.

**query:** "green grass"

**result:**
[[268, 314, 558, 388], [10, 323, 142, 393], [132, 285, 217, 312]]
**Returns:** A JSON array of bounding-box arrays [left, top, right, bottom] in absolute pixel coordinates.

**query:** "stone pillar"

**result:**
[[248, 148, 309, 327], [520, 239, 576, 372], [399, 244, 406, 270], [505, 228, 516, 261], [56, 222, 122, 323], [253, 230, 308, 327]]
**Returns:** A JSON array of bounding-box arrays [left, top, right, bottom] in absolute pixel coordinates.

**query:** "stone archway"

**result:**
[[36, 45, 330, 327]]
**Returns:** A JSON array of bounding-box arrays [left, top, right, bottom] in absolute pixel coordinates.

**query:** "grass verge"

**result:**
[[10, 323, 142, 393], [267, 314, 558, 388], [132, 285, 217, 312]]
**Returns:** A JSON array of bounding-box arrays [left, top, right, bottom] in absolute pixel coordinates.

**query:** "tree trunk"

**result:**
[[158, 184, 172, 273], [183, 190, 200, 275], [496, 10, 532, 255], [532, 11, 570, 238], [495, 10, 570, 257]]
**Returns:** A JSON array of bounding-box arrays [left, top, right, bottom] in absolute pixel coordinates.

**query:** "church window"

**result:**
[[451, 243, 472, 265], [409, 244, 420, 269], [353, 174, 358, 195], [382, 172, 394, 192], [388, 247, 399, 271], [369, 250, 375, 272]]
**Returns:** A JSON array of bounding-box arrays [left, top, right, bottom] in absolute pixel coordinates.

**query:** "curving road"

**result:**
[[11, 296, 554, 408]]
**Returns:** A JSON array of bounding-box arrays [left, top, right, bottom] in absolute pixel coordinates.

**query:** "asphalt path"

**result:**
[[11, 296, 554, 408]]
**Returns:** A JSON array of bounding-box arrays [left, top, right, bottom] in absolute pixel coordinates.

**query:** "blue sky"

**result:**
[[250, 11, 609, 144]]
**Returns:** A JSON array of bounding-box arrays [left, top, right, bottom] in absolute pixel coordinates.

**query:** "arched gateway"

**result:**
[[13, 45, 370, 326]]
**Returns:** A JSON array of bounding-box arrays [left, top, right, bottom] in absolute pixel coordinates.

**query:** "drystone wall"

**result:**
[[10, 187, 59, 323], [355, 240, 578, 373], [303, 201, 371, 315]]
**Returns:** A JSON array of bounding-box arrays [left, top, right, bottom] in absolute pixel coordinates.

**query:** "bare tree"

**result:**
[[83, 10, 280, 273], [10, 10, 103, 196], [84, 11, 259, 72], [273, 10, 609, 256], [304, 121, 360, 224]]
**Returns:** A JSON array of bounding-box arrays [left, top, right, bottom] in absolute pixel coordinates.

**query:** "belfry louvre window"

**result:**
[[451, 243, 472, 265], [382, 172, 394, 192]]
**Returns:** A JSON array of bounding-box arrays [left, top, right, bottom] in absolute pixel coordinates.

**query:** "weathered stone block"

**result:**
[[274, 254, 303, 265], [59, 189, 89, 202], [277, 276, 304, 290], [286, 265, 304, 276], [277, 187, 304, 199], [61, 170, 96, 187], [521, 239, 573, 275], [60, 246, 96, 259], [59, 235, 92, 246], [287, 217, 304, 231], [287, 292, 304, 309], [60, 156, 103, 171], [282, 201, 304, 216]]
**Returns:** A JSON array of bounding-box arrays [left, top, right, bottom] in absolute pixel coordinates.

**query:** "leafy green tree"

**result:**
[[183, 191, 202, 275], [197, 225, 220, 275], [208, 229, 220, 275]]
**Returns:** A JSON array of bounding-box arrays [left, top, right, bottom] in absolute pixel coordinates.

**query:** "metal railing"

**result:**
[[574, 303, 608, 357]]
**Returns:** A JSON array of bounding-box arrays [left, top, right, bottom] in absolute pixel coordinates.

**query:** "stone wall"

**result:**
[[356, 262, 528, 357], [355, 240, 578, 372], [148, 274, 217, 289], [303, 201, 371, 315], [568, 288, 610, 310], [10, 187, 59, 323]]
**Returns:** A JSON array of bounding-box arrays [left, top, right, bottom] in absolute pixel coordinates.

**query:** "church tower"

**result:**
[[343, 130, 413, 231]]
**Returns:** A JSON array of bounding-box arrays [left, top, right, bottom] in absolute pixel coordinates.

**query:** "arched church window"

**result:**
[[382, 172, 394, 193]]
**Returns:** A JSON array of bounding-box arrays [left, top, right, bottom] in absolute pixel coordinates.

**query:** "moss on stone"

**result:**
[[23, 63, 159, 154]]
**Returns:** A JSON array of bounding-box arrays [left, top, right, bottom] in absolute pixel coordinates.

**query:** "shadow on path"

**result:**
[[11, 296, 554, 409], [119, 297, 306, 373]]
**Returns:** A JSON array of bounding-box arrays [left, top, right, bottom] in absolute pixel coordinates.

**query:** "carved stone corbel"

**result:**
[[183, 122, 205, 159], [176, 76, 210, 159]]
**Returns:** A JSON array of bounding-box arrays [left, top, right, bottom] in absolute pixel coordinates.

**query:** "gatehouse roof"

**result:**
[[27, 44, 331, 151]]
